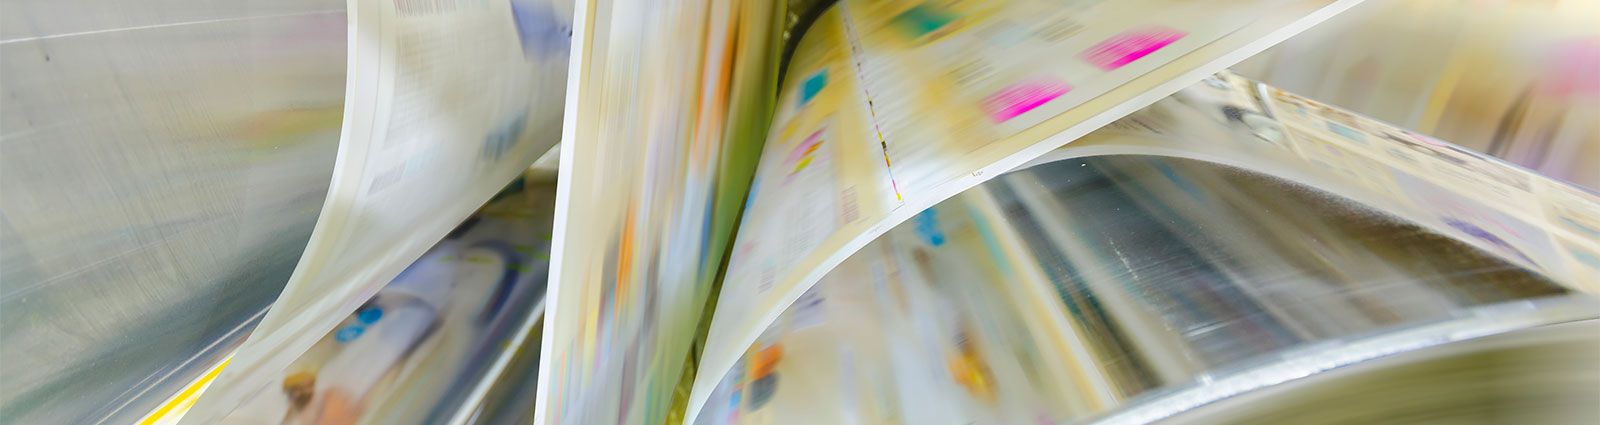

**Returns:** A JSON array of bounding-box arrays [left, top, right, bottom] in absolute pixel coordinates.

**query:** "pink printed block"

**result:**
[[1080, 27, 1187, 70], [982, 80, 1072, 122], [1540, 38, 1600, 96], [786, 129, 825, 166]]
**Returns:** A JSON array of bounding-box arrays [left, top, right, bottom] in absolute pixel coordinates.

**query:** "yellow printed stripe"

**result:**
[[137, 357, 231, 425]]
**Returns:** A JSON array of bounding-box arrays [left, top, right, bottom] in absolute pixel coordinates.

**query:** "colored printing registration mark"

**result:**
[[1080, 27, 1187, 70], [982, 79, 1072, 122]]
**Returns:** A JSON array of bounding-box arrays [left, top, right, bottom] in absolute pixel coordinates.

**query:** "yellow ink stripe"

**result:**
[[137, 356, 231, 425]]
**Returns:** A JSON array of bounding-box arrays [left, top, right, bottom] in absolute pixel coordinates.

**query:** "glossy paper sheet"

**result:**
[[534, 0, 783, 424], [693, 73, 1600, 424], [1115, 72, 1600, 288], [686, 1, 1363, 420], [0, 1, 345, 423], [181, 0, 571, 422], [1234, 0, 1600, 189], [216, 185, 556, 425]]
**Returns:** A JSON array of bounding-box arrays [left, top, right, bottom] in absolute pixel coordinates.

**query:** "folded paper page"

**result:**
[[534, 0, 783, 424], [691, 72, 1600, 425], [183, 0, 570, 422], [687, 1, 1363, 421]]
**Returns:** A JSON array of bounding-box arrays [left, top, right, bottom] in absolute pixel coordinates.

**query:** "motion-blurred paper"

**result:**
[[1236, 0, 1600, 188], [2, 0, 570, 423], [690, 72, 1600, 424], [4, 1, 1598, 425]]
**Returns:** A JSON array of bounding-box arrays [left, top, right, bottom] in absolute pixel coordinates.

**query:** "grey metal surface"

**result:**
[[696, 153, 1597, 424], [1165, 319, 1599, 425], [0, 1, 346, 423]]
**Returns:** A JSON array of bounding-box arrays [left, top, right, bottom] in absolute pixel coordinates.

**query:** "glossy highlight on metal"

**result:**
[[1, 1, 346, 423]]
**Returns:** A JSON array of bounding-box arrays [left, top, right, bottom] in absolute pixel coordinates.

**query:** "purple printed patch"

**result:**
[[982, 79, 1072, 122], [1080, 27, 1186, 70]]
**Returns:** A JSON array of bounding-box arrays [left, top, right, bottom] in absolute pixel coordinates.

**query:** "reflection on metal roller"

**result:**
[[1, 1, 346, 423]]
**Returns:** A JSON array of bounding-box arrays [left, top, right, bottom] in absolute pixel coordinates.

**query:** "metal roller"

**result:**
[[1, 1, 346, 423]]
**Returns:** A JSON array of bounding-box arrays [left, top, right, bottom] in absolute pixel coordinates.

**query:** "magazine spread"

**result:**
[[182, 0, 571, 422], [536, 0, 1369, 422], [687, 72, 1600, 424], [685, 2, 1368, 420], [533, 0, 784, 424], [138, 0, 1600, 424]]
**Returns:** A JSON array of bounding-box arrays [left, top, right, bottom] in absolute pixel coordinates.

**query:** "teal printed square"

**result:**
[[800, 70, 827, 105], [892, 4, 955, 39]]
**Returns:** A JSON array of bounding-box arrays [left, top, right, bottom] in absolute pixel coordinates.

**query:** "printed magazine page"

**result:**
[[687, 72, 1600, 425], [184, 0, 570, 422], [686, 1, 1361, 421]]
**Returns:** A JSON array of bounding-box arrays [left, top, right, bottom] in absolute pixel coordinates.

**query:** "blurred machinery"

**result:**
[[1, 1, 1597, 425]]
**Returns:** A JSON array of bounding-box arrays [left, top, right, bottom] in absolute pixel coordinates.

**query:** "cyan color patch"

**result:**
[[355, 306, 384, 325], [892, 4, 955, 39], [335, 325, 365, 343], [1326, 121, 1369, 144], [915, 208, 946, 246], [800, 70, 828, 105]]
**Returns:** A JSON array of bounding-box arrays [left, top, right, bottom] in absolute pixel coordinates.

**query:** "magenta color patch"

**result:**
[[1080, 27, 1187, 70], [1540, 38, 1600, 97], [982, 80, 1072, 122], [787, 129, 825, 164]]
